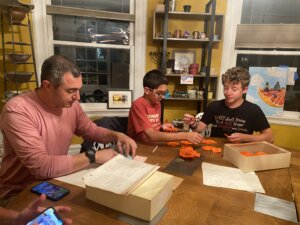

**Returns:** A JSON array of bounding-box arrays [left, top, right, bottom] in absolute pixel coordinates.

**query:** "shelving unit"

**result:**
[[0, 2, 37, 101], [153, 0, 224, 120]]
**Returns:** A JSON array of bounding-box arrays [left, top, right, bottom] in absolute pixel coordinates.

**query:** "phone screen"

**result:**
[[31, 181, 70, 201], [26, 207, 63, 225]]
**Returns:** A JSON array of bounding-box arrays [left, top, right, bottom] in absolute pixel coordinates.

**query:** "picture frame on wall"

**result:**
[[107, 90, 132, 109], [172, 49, 196, 72]]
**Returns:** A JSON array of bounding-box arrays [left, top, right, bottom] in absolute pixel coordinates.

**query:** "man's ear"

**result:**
[[41, 80, 52, 90], [243, 86, 248, 94]]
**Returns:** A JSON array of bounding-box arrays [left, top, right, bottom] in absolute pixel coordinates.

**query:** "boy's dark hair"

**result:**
[[41, 55, 81, 88], [221, 67, 250, 89], [143, 69, 168, 89]]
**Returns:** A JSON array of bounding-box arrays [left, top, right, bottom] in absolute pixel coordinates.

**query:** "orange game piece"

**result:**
[[240, 151, 254, 156], [201, 139, 217, 145], [202, 145, 213, 151], [254, 151, 267, 156], [166, 142, 180, 147], [211, 147, 222, 153], [180, 141, 193, 146], [179, 146, 201, 159]]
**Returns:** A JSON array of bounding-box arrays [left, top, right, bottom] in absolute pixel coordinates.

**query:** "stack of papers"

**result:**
[[202, 162, 265, 193], [84, 155, 159, 195]]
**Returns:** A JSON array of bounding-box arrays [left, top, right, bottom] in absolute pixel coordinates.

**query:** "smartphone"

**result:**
[[26, 207, 63, 225], [31, 181, 70, 201]]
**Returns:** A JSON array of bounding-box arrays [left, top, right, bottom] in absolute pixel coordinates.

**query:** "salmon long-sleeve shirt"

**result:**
[[0, 91, 109, 198]]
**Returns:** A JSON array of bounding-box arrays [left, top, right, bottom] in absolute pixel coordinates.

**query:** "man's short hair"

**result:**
[[41, 55, 81, 88], [143, 69, 168, 89], [221, 67, 250, 89]]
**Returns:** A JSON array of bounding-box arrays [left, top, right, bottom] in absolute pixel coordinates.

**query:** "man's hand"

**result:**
[[115, 133, 137, 158], [95, 149, 118, 164]]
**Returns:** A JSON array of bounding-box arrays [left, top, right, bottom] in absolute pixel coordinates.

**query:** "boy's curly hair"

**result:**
[[221, 67, 250, 89]]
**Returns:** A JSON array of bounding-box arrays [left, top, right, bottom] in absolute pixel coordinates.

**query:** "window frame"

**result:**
[[31, 0, 146, 117], [219, 0, 300, 126]]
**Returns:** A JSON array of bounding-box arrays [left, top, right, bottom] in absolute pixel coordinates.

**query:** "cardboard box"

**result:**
[[223, 141, 291, 172], [85, 171, 173, 221]]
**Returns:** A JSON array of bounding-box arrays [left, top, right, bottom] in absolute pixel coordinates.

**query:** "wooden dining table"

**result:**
[[6, 138, 300, 225]]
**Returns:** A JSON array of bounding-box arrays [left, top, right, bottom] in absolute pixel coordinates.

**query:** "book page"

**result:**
[[84, 155, 159, 195], [202, 162, 265, 193]]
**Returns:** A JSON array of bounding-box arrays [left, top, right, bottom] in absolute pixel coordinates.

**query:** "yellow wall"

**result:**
[[0, 1, 37, 109], [271, 124, 300, 150], [147, 0, 227, 122]]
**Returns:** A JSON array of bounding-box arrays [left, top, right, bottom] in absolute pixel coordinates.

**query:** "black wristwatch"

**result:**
[[85, 148, 96, 164]]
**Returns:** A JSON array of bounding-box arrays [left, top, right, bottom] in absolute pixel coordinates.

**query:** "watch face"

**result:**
[[87, 149, 96, 156]]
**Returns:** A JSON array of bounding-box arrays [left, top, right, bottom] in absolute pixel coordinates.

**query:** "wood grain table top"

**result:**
[[6, 138, 300, 225]]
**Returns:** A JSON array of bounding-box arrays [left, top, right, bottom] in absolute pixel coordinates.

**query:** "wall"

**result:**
[[0, 0, 36, 109], [271, 124, 300, 150], [146, 0, 227, 122]]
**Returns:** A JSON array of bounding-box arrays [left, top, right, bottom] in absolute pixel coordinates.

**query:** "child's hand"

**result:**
[[183, 114, 196, 125], [161, 123, 175, 131]]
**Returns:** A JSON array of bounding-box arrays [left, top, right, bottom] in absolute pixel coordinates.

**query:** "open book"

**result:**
[[84, 155, 159, 195]]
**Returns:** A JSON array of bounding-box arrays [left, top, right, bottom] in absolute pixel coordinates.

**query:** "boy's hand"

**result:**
[[183, 114, 196, 125], [226, 133, 244, 143], [161, 123, 174, 131], [185, 132, 203, 144]]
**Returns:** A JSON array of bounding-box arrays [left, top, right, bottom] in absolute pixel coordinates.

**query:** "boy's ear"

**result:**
[[144, 87, 150, 95], [41, 80, 52, 90], [243, 86, 248, 94]]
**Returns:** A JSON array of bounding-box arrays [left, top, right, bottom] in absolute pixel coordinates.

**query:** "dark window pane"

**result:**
[[54, 46, 129, 103], [51, 0, 130, 13], [52, 15, 130, 45], [241, 0, 300, 24]]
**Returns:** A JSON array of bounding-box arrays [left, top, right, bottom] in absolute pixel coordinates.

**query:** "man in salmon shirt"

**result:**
[[0, 55, 137, 203]]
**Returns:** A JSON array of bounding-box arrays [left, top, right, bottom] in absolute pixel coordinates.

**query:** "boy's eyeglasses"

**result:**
[[148, 88, 166, 98]]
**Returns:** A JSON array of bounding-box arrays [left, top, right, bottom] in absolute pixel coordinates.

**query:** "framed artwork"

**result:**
[[172, 49, 196, 71], [107, 90, 132, 109]]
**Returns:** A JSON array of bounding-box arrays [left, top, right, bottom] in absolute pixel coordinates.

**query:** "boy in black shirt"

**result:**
[[184, 67, 274, 143]]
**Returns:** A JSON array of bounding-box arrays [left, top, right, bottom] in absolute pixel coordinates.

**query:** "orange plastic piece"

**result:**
[[202, 145, 213, 151], [179, 146, 200, 159], [211, 147, 222, 153], [166, 142, 180, 147], [201, 139, 217, 145], [254, 151, 267, 156], [180, 141, 193, 146], [240, 151, 254, 156]]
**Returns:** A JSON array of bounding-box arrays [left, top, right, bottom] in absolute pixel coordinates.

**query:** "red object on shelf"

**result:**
[[188, 63, 199, 75]]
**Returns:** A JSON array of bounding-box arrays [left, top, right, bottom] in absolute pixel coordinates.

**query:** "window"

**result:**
[[32, 0, 146, 116], [219, 0, 300, 126], [241, 0, 300, 24]]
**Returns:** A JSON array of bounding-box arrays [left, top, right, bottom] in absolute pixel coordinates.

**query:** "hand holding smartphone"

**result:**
[[26, 207, 63, 225], [31, 181, 70, 201]]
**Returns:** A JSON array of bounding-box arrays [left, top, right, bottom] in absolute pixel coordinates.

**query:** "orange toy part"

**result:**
[[201, 139, 217, 145], [166, 141, 180, 147], [202, 145, 213, 151], [179, 146, 200, 159], [240, 151, 254, 156], [254, 151, 268, 156], [180, 141, 193, 146], [211, 147, 222, 153]]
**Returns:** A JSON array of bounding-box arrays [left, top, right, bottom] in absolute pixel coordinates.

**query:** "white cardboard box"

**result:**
[[223, 141, 291, 172], [85, 171, 173, 221]]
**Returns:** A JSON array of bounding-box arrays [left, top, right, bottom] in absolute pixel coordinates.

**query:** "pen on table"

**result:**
[[152, 145, 158, 153]]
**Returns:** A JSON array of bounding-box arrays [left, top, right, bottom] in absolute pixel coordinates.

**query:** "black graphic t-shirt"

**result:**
[[201, 99, 270, 138]]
